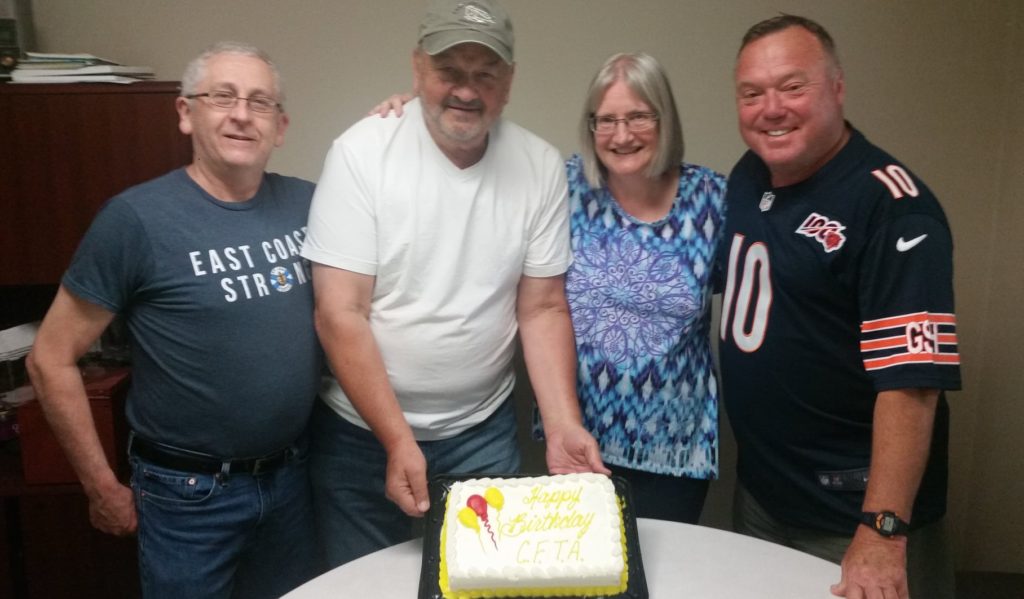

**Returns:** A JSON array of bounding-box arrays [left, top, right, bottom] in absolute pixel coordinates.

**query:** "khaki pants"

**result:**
[[733, 483, 955, 599]]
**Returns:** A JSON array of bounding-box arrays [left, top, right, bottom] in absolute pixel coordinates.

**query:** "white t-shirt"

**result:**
[[303, 99, 571, 440]]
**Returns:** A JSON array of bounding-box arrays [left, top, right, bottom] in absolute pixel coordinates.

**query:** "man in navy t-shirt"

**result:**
[[27, 42, 321, 598]]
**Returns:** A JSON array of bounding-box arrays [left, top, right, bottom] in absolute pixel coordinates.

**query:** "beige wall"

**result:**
[[30, 0, 1023, 573], [961, 4, 1024, 573]]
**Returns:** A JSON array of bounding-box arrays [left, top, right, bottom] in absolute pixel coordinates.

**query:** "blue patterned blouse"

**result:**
[[564, 154, 726, 478]]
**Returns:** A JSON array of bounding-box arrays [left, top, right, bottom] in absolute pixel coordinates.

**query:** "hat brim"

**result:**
[[421, 31, 513, 64]]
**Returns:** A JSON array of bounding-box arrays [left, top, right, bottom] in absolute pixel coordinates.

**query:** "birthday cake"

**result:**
[[439, 473, 628, 598]]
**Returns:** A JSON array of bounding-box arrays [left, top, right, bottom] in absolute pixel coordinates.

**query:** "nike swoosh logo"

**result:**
[[896, 234, 928, 252]]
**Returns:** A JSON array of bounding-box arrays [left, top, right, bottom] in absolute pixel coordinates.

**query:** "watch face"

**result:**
[[877, 513, 898, 535], [863, 511, 907, 537]]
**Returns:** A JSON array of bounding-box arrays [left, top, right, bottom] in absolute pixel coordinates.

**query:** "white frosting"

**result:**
[[443, 473, 625, 593]]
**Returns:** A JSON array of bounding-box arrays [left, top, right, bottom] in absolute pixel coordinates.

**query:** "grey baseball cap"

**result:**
[[418, 0, 514, 64]]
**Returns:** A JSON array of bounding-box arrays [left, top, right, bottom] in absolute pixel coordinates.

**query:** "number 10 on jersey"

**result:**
[[720, 234, 772, 353]]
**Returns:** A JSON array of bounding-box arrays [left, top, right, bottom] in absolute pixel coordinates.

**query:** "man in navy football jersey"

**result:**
[[718, 15, 960, 599]]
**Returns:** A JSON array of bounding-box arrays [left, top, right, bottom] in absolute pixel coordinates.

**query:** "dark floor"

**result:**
[[956, 571, 1023, 599]]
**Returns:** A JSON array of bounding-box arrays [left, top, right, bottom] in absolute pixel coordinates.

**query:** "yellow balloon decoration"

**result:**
[[458, 506, 480, 532], [483, 487, 504, 510]]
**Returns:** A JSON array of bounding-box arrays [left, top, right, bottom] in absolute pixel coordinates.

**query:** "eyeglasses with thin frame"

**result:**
[[185, 90, 282, 114], [588, 112, 659, 134]]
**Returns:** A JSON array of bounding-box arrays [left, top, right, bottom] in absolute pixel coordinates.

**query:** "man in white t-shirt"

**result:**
[[301, 0, 608, 567]]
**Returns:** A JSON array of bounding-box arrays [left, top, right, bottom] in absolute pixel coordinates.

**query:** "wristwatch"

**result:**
[[861, 511, 909, 537]]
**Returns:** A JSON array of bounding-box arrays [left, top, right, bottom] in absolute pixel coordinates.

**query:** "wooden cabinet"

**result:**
[[0, 82, 192, 285], [0, 81, 189, 597], [0, 456, 141, 599], [1, 368, 138, 599]]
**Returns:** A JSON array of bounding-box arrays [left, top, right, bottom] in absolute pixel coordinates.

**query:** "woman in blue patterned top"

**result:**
[[368, 52, 725, 523], [567, 53, 726, 523]]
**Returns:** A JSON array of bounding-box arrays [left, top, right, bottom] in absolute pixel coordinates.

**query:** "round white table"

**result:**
[[283, 519, 841, 598]]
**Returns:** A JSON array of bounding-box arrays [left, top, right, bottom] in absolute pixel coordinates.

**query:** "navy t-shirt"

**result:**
[[64, 168, 321, 457]]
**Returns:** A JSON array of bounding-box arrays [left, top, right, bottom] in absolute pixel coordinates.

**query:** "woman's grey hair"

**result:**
[[579, 52, 685, 188], [180, 41, 285, 105]]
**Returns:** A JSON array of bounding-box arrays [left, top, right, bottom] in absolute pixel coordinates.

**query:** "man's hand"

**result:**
[[86, 480, 137, 536], [384, 438, 430, 517], [544, 422, 610, 475], [830, 525, 909, 598], [368, 93, 414, 117]]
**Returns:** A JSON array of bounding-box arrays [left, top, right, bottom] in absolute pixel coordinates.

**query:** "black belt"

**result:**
[[129, 436, 291, 476]]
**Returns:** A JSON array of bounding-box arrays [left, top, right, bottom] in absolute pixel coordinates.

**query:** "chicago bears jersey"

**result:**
[[717, 126, 961, 534]]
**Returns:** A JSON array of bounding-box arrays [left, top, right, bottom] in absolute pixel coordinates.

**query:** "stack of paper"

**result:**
[[11, 52, 154, 84], [0, 322, 39, 405], [0, 322, 39, 363]]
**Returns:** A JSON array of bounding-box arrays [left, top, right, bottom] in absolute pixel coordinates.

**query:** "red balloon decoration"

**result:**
[[467, 494, 489, 521], [466, 493, 497, 549]]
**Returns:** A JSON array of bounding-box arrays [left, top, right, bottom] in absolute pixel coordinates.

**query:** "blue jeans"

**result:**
[[130, 440, 319, 599], [309, 398, 521, 568]]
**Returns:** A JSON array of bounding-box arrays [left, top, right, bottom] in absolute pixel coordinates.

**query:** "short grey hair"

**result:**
[[578, 52, 685, 188], [739, 15, 841, 75], [180, 41, 285, 105]]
